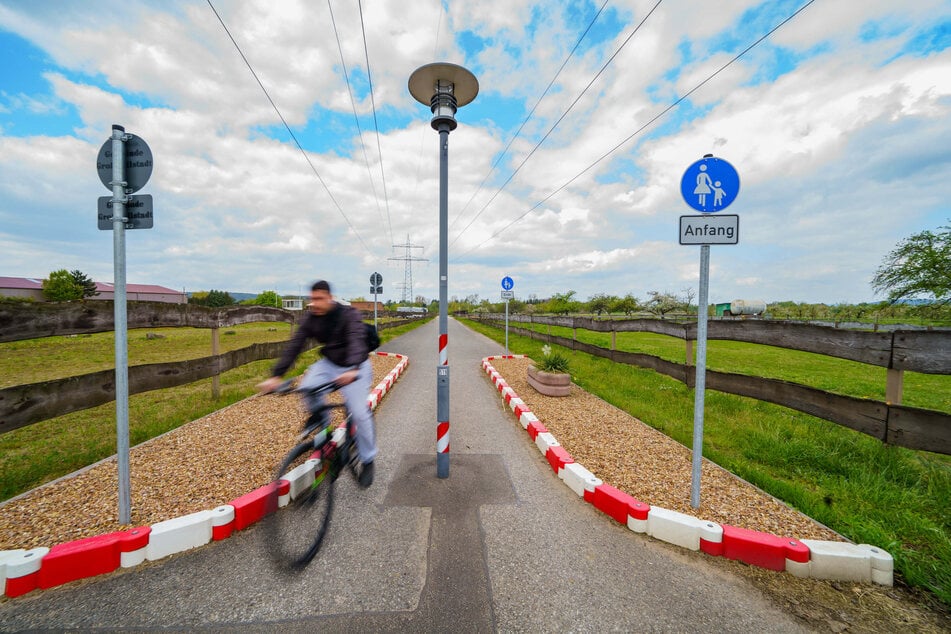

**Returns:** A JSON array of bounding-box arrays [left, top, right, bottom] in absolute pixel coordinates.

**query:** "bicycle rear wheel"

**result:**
[[265, 440, 335, 570]]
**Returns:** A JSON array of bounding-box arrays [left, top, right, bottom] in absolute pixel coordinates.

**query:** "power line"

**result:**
[[205, 0, 372, 254], [450, 0, 663, 247], [454, 0, 818, 259], [358, 0, 395, 245], [327, 0, 389, 244], [449, 0, 610, 232]]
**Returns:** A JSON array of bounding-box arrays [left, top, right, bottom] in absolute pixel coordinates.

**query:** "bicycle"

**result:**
[[264, 379, 360, 569]]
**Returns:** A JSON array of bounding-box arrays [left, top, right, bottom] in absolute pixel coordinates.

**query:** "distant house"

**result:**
[[350, 301, 385, 313], [0, 276, 186, 304], [282, 298, 304, 310]]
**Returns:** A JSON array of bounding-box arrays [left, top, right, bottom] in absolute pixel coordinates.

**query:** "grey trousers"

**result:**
[[299, 356, 378, 464]]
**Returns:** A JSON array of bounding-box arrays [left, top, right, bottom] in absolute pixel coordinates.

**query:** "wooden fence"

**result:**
[[0, 301, 419, 433], [475, 314, 951, 456]]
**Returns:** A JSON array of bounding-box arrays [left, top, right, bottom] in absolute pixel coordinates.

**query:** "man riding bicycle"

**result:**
[[258, 280, 377, 487]]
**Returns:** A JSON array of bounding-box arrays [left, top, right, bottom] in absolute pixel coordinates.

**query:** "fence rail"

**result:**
[[476, 315, 951, 455]]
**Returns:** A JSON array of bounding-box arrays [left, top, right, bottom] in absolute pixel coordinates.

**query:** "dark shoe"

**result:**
[[358, 461, 374, 488]]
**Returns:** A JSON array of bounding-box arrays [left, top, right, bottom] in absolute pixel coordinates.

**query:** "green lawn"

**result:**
[[466, 318, 951, 609]]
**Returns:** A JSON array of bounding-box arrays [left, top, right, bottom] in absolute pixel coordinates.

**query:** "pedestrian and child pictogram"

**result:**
[[680, 156, 740, 213]]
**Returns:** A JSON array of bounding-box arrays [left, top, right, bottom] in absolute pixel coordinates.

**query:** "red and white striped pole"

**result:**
[[437, 334, 450, 473]]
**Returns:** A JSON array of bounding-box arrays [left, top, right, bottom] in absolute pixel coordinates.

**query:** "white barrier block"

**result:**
[[535, 432, 560, 456], [146, 510, 213, 561], [2, 548, 49, 591], [210, 504, 235, 528], [562, 463, 602, 497], [786, 558, 811, 578], [285, 459, 318, 499], [501, 386, 516, 400], [518, 411, 539, 430], [508, 397, 524, 412], [646, 507, 705, 551], [698, 520, 723, 545], [860, 544, 894, 586], [331, 427, 347, 446], [3, 547, 48, 581], [120, 548, 147, 568], [800, 539, 875, 583], [627, 516, 648, 534]]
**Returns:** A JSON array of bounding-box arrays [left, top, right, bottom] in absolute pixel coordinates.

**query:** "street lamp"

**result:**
[[408, 62, 479, 479]]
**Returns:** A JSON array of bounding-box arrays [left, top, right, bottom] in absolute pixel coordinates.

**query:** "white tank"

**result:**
[[730, 299, 766, 315]]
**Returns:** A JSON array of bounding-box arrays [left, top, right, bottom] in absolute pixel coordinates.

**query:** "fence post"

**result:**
[[886, 368, 903, 405], [611, 328, 616, 352], [686, 338, 694, 367], [211, 326, 220, 400]]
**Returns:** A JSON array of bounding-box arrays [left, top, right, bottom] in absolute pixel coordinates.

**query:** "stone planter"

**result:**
[[527, 364, 571, 397]]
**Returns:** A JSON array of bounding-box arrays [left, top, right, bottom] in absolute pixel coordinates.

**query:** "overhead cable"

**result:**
[[450, 0, 663, 247], [454, 0, 818, 259], [206, 0, 372, 254], [328, 0, 389, 244], [449, 0, 610, 232], [358, 0, 395, 244]]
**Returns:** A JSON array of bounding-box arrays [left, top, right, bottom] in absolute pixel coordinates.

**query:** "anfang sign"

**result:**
[[679, 214, 739, 245]]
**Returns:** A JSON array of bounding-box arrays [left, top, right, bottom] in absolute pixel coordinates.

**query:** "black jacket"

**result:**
[[272, 303, 368, 376]]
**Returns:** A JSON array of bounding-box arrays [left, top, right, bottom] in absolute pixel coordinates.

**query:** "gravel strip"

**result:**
[[492, 356, 842, 541], [0, 354, 401, 550]]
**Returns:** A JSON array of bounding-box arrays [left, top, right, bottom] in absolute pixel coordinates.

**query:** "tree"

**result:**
[[42, 269, 84, 301], [70, 270, 99, 298], [190, 289, 235, 307], [871, 223, 951, 305], [587, 293, 614, 316], [646, 291, 681, 319], [611, 293, 641, 315], [251, 290, 282, 308]]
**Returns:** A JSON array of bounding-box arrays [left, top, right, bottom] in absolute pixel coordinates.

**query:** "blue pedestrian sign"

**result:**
[[680, 156, 740, 213], [501, 276, 514, 290]]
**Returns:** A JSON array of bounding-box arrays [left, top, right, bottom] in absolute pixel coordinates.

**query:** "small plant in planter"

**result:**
[[527, 345, 572, 397]]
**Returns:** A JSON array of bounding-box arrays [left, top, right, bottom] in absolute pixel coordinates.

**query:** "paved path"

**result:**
[[0, 318, 810, 632]]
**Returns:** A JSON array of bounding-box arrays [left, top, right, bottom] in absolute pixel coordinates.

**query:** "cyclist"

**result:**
[[258, 280, 377, 487]]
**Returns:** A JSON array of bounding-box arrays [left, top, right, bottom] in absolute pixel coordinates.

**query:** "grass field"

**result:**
[[465, 318, 951, 610], [0, 319, 428, 502]]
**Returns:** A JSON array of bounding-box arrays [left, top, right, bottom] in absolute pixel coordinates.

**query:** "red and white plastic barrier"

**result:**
[[0, 352, 411, 598], [481, 356, 895, 588]]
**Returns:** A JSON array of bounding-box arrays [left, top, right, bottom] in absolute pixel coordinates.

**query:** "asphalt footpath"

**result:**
[[0, 318, 810, 633]]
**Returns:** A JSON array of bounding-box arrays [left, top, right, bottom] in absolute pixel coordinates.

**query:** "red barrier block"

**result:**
[[721, 524, 805, 571], [38, 532, 126, 589], [514, 403, 531, 419], [527, 420, 548, 441], [5, 572, 39, 598], [230, 483, 280, 531], [700, 537, 724, 556], [118, 527, 151, 553], [591, 484, 644, 525], [629, 499, 650, 521], [545, 446, 574, 474]]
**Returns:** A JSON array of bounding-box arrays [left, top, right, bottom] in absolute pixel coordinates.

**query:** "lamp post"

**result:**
[[408, 62, 479, 479]]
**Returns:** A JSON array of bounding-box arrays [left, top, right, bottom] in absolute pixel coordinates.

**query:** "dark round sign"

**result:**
[[97, 134, 153, 193], [370, 272, 383, 286]]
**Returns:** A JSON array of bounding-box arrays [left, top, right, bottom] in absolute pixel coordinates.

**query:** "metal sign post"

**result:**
[[96, 124, 153, 524], [679, 154, 740, 509], [370, 272, 383, 329], [501, 277, 514, 355]]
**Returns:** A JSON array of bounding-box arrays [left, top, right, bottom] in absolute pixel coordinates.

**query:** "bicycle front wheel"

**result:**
[[265, 440, 335, 570]]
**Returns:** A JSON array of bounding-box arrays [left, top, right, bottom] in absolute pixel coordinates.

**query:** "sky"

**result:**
[[0, 0, 949, 306]]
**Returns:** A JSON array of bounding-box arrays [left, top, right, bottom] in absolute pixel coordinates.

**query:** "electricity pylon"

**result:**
[[388, 234, 427, 303]]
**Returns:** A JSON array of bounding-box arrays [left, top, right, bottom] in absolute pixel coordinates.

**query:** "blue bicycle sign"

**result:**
[[680, 156, 740, 213]]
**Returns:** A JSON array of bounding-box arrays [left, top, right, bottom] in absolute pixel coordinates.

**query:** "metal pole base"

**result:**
[[437, 452, 449, 478]]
